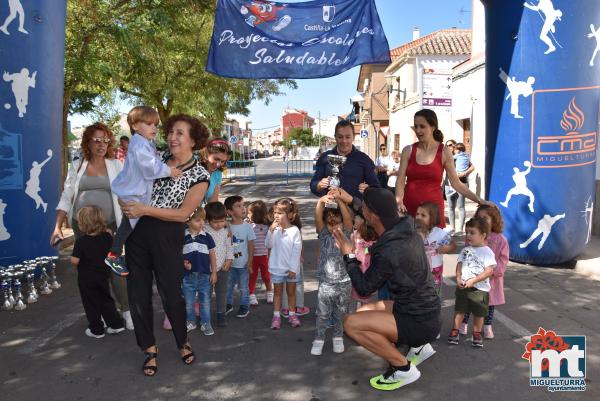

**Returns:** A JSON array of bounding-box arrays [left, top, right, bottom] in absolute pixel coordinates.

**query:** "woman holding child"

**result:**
[[121, 114, 210, 376]]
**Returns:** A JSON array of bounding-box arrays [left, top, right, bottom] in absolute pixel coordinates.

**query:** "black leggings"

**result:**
[[125, 216, 187, 350], [463, 305, 495, 326]]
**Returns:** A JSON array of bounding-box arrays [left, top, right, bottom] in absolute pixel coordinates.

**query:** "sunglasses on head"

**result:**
[[91, 137, 111, 144]]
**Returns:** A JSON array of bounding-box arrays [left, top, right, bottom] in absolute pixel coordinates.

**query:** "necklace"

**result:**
[[174, 154, 196, 170]]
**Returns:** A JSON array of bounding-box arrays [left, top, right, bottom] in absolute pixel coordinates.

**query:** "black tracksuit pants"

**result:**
[[77, 269, 124, 335], [125, 216, 187, 350]]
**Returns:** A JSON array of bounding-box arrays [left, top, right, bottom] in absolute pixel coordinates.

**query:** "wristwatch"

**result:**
[[343, 253, 357, 263]]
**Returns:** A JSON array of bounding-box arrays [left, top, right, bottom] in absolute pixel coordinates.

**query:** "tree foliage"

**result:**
[[282, 127, 325, 149], [64, 0, 296, 148]]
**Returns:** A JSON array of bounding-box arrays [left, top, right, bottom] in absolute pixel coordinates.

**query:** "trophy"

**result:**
[[37, 257, 52, 295], [325, 154, 347, 209], [13, 268, 26, 311], [1, 269, 12, 311], [49, 256, 61, 289], [25, 263, 38, 303]]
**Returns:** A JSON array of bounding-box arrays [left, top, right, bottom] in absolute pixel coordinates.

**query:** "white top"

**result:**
[[457, 245, 497, 292], [265, 225, 302, 276], [205, 225, 234, 271], [423, 226, 451, 268], [375, 155, 393, 168], [386, 160, 401, 188], [56, 158, 123, 228], [111, 134, 171, 209]]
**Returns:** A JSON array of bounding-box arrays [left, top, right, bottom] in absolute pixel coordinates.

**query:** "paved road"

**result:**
[[1, 165, 598, 401]]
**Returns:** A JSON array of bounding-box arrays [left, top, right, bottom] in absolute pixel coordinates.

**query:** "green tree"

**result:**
[[283, 127, 326, 148], [63, 0, 296, 173]]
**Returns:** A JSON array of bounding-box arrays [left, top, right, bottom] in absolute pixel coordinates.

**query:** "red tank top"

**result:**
[[403, 142, 446, 227]]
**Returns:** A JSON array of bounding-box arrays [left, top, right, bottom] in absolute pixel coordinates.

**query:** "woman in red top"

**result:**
[[395, 109, 490, 227]]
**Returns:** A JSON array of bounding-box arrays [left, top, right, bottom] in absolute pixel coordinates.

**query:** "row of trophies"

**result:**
[[1, 256, 61, 311]]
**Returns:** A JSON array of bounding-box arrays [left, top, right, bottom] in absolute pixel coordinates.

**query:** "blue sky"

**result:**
[[70, 0, 472, 130]]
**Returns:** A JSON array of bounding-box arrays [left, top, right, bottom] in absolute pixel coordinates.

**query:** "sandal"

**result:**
[[180, 343, 195, 365], [142, 349, 158, 377]]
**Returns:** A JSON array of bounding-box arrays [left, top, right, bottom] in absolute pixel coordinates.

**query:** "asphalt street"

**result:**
[[1, 158, 598, 401]]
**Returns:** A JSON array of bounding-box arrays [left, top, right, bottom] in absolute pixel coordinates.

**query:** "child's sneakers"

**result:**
[[266, 291, 274, 304], [282, 307, 310, 317], [271, 315, 281, 330], [200, 322, 214, 336], [405, 343, 436, 366], [249, 294, 258, 306], [122, 310, 134, 330], [332, 337, 345, 353], [106, 326, 125, 334], [288, 314, 301, 327], [483, 325, 494, 339], [310, 340, 324, 356], [85, 328, 105, 339], [447, 329, 460, 345], [186, 321, 197, 332], [225, 304, 234, 315], [370, 363, 421, 391], [458, 322, 468, 335], [295, 306, 310, 316], [105, 254, 129, 276], [472, 331, 484, 348], [236, 305, 250, 318]]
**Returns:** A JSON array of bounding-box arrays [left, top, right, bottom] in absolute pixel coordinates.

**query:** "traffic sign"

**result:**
[[229, 136, 238, 144], [291, 139, 297, 145], [360, 129, 368, 138]]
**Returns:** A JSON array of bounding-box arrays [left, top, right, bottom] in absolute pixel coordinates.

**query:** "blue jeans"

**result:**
[[226, 268, 249, 307], [182, 272, 212, 324]]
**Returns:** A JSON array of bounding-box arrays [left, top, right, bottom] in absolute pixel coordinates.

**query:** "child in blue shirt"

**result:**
[[182, 207, 217, 335], [224, 195, 255, 318], [106, 106, 181, 276]]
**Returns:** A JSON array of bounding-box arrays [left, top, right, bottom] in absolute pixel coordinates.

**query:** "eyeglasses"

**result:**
[[91, 137, 112, 144], [380, 147, 387, 150]]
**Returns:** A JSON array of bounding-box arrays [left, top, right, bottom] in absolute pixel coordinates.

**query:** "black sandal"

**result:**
[[180, 343, 195, 365], [142, 350, 158, 376]]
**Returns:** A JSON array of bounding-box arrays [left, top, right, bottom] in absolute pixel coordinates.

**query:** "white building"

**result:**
[[386, 28, 471, 153], [449, 1, 486, 197]]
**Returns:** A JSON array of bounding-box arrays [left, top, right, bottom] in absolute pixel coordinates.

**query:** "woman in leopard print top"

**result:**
[[121, 114, 209, 376]]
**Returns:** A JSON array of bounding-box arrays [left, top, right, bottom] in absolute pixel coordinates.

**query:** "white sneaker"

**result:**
[[122, 310, 134, 330], [332, 337, 345, 353], [106, 326, 125, 334], [249, 294, 258, 305], [85, 328, 105, 339], [311, 340, 324, 356], [405, 343, 436, 366], [200, 323, 215, 336], [186, 321, 197, 332], [266, 291, 274, 304], [370, 363, 421, 391]]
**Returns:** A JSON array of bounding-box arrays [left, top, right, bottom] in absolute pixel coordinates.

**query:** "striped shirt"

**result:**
[[251, 223, 269, 256], [183, 229, 216, 274]]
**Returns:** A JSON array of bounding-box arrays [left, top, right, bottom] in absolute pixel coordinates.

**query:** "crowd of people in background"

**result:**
[[50, 107, 509, 391]]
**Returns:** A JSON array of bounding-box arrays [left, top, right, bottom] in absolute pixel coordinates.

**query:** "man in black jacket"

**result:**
[[310, 120, 379, 211], [332, 187, 441, 391]]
